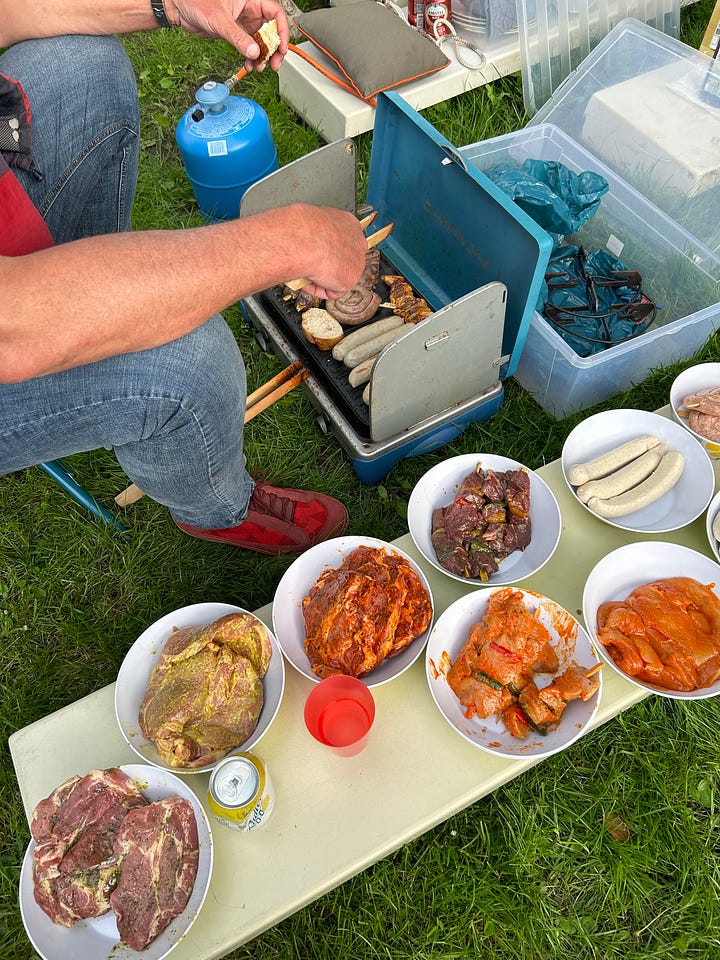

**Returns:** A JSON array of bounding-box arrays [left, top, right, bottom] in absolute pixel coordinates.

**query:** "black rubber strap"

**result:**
[[150, 0, 171, 28]]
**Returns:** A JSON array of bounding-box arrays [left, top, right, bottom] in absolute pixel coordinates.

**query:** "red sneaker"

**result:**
[[174, 482, 348, 555]]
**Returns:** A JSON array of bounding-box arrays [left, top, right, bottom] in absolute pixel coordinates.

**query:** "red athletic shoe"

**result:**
[[174, 482, 348, 555]]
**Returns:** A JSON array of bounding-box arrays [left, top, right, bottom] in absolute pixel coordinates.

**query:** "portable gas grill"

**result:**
[[240, 93, 551, 484]]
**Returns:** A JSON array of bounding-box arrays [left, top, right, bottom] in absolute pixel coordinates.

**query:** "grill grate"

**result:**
[[258, 254, 421, 439]]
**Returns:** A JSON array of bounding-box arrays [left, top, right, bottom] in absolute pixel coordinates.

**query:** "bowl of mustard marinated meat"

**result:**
[[115, 603, 285, 773]]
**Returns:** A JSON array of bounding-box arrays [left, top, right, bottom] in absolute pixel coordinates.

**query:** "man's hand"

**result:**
[[289, 206, 369, 302], [168, 0, 289, 70]]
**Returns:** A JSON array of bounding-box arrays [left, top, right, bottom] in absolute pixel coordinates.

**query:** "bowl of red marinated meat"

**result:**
[[272, 536, 434, 687], [408, 454, 562, 585], [425, 586, 603, 759], [582, 541, 720, 700], [19, 764, 212, 960]]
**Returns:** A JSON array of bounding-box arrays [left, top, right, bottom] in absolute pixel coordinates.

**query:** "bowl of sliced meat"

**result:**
[[669, 362, 720, 457], [408, 454, 562, 586], [19, 764, 212, 960], [425, 586, 603, 759]]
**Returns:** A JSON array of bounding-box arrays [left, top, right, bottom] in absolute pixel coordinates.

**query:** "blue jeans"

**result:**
[[0, 35, 254, 526]]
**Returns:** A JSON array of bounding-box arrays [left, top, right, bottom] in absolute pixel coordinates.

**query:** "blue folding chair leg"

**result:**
[[39, 460, 127, 532]]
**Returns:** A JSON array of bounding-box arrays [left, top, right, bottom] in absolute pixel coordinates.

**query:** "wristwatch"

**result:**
[[150, 0, 171, 28]]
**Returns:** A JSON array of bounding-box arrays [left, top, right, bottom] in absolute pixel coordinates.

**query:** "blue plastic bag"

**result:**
[[540, 245, 656, 357], [484, 159, 609, 246]]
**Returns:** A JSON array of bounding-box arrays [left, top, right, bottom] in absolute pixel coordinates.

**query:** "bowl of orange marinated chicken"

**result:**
[[425, 586, 603, 758], [582, 541, 720, 699]]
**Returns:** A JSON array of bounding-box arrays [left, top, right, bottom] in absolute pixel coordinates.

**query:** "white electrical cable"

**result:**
[[431, 18, 487, 71]]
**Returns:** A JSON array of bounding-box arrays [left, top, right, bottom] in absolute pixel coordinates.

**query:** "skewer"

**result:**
[[585, 663, 604, 678], [244, 366, 310, 423], [115, 483, 146, 507], [245, 359, 303, 408], [285, 222, 394, 293]]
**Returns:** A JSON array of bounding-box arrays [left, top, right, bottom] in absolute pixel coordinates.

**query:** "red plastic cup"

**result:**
[[304, 675, 376, 756]]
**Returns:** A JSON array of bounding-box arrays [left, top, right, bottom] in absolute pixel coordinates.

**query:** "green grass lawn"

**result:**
[[2, 3, 720, 958]]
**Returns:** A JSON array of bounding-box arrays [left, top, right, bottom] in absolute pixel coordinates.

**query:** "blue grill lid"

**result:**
[[366, 92, 552, 378]]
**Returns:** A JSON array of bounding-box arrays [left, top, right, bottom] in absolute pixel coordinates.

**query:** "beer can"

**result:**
[[425, 0, 452, 38], [208, 751, 275, 832], [407, 0, 426, 30]]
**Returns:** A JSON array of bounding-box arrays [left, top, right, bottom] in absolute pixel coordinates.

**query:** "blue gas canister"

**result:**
[[176, 81, 278, 222]]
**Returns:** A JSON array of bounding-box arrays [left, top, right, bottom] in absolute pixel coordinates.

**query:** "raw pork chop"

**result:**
[[31, 768, 148, 926], [110, 796, 200, 951]]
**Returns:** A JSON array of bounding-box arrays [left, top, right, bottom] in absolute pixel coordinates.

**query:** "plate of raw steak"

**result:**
[[19, 764, 212, 959]]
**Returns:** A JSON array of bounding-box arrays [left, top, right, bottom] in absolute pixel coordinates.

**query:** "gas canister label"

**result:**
[[207, 140, 229, 157]]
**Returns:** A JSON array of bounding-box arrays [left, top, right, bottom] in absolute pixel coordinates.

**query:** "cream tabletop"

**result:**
[[10, 432, 718, 960]]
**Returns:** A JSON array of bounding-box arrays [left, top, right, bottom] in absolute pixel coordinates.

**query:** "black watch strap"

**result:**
[[150, 0, 171, 28]]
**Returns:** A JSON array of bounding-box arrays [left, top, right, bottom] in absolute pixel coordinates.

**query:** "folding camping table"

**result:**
[[10, 408, 717, 960]]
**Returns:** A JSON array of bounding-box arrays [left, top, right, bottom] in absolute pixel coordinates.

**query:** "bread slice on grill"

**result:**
[[301, 308, 344, 350]]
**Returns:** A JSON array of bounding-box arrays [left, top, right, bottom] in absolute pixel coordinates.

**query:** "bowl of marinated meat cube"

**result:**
[[408, 454, 561, 586], [425, 586, 603, 759]]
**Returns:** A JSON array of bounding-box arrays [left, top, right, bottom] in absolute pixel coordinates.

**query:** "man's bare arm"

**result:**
[[0, 0, 290, 66], [0, 204, 367, 383]]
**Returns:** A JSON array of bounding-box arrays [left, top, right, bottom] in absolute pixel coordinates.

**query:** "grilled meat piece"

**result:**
[[282, 286, 322, 312], [302, 545, 432, 678], [139, 612, 272, 768], [358, 247, 381, 289], [383, 274, 433, 323]]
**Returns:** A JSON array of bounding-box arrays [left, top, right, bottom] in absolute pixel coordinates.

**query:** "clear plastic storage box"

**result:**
[[459, 19, 720, 418]]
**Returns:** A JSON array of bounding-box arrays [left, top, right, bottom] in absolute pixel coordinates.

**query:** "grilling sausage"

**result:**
[[344, 327, 407, 368], [348, 354, 378, 387], [325, 286, 381, 326], [332, 316, 404, 361]]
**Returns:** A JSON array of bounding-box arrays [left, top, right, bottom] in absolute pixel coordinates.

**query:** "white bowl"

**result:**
[[115, 603, 285, 773], [272, 536, 434, 687], [407, 454, 562, 586], [582, 541, 720, 700], [19, 763, 213, 960], [561, 408, 714, 533], [425, 587, 602, 759], [670, 362, 720, 456], [706, 490, 720, 564]]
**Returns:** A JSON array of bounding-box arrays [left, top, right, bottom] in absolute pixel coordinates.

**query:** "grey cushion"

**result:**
[[294, 2, 450, 101]]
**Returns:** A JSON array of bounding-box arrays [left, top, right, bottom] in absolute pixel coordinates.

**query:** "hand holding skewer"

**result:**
[[285, 220, 394, 293]]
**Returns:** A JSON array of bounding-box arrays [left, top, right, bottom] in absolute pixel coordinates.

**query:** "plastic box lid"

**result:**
[[366, 92, 553, 378], [515, 0, 680, 117], [528, 17, 720, 281]]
